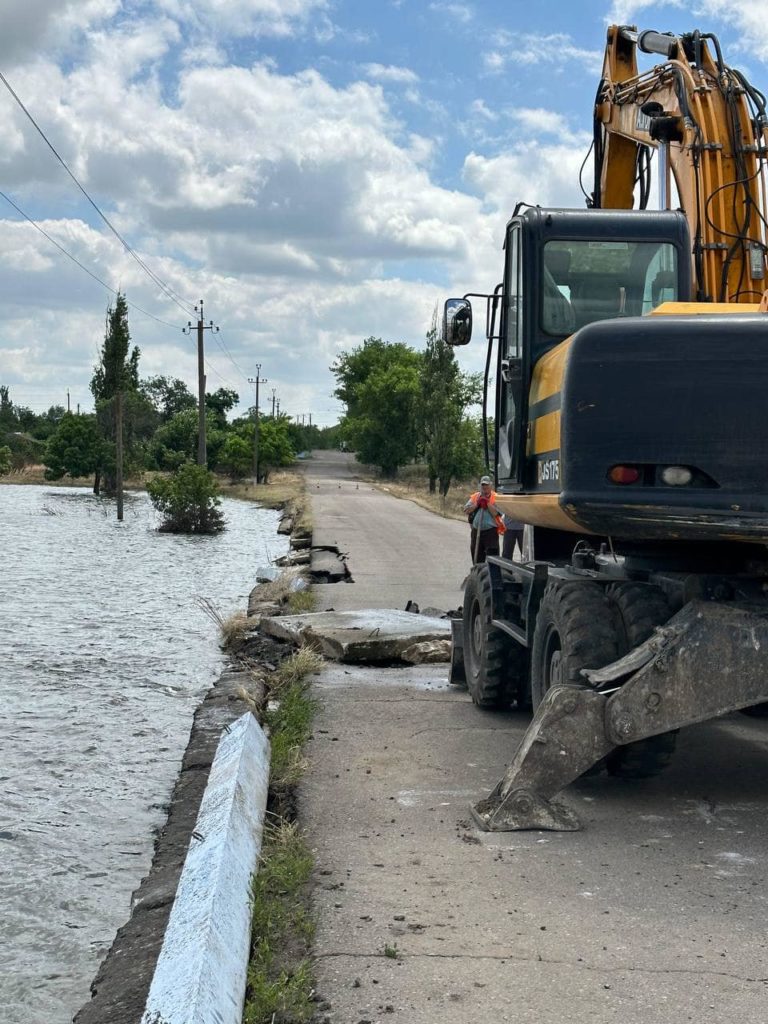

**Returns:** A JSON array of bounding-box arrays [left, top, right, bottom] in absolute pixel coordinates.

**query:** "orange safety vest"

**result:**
[[469, 491, 506, 536]]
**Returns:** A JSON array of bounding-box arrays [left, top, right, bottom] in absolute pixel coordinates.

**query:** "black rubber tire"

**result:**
[[463, 564, 527, 709], [604, 583, 677, 779], [530, 581, 620, 712], [740, 703, 768, 717]]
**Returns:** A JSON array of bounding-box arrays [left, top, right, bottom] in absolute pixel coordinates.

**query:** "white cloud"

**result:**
[[363, 63, 419, 84], [153, 0, 330, 39], [428, 2, 473, 24], [482, 32, 602, 76], [463, 138, 592, 213], [0, 0, 119, 64]]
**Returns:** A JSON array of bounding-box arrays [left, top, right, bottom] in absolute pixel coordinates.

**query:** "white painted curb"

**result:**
[[141, 712, 270, 1024]]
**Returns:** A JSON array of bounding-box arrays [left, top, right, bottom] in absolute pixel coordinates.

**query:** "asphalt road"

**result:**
[[304, 450, 469, 612], [299, 452, 768, 1024]]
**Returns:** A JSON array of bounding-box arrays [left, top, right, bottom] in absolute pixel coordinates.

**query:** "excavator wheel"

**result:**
[[530, 581, 620, 712], [463, 563, 528, 709], [604, 582, 678, 779]]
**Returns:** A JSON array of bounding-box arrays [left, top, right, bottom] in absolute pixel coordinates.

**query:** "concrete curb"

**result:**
[[141, 713, 270, 1024]]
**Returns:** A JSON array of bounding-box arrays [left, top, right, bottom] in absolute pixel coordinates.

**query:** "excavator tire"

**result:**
[[530, 581, 620, 712], [605, 582, 678, 779], [463, 563, 527, 709]]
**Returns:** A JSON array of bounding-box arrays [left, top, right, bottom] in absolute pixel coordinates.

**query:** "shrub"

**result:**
[[147, 463, 226, 533]]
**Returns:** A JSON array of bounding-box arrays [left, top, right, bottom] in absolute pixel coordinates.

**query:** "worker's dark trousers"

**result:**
[[503, 528, 524, 560], [471, 527, 499, 563]]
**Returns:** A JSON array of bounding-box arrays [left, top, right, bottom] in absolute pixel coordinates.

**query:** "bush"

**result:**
[[146, 463, 226, 533]]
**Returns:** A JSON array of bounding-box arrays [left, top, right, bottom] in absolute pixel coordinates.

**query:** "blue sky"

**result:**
[[0, 0, 765, 425]]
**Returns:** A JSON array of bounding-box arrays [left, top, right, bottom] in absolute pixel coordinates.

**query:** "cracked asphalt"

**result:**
[[299, 452, 768, 1024]]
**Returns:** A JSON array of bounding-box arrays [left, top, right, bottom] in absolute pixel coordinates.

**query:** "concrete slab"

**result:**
[[310, 548, 349, 582], [259, 609, 450, 662]]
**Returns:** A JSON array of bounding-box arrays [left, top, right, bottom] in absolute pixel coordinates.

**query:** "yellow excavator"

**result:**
[[444, 24, 768, 831]]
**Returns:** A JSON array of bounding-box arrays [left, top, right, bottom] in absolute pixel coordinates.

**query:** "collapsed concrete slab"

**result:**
[[259, 608, 451, 663], [310, 548, 350, 582]]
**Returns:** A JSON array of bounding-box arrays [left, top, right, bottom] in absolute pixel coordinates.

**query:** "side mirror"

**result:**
[[443, 298, 473, 346]]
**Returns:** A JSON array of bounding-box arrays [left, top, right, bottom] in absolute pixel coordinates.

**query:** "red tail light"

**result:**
[[608, 465, 640, 484]]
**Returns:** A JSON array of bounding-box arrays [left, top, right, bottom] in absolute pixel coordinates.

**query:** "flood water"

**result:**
[[0, 484, 288, 1024]]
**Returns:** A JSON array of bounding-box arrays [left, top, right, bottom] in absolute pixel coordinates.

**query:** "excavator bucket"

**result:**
[[472, 600, 768, 831]]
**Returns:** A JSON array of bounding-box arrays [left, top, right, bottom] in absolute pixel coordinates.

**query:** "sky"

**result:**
[[1, 0, 766, 427]]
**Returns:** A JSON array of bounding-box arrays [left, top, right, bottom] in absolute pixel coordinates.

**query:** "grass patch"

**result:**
[[286, 588, 316, 614], [243, 645, 324, 1023], [195, 597, 252, 649], [222, 469, 305, 510], [266, 647, 323, 788], [244, 821, 316, 1024]]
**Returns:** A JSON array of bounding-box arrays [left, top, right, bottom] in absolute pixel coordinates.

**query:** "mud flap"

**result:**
[[472, 600, 768, 831], [449, 617, 467, 687]]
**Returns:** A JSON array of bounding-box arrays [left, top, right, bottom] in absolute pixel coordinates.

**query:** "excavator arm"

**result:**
[[593, 25, 768, 303]]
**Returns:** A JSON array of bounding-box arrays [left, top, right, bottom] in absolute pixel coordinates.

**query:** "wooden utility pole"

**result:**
[[183, 299, 219, 467], [115, 390, 124, 521], [271, 388, 277, 418], [248, 366, 268, 483]]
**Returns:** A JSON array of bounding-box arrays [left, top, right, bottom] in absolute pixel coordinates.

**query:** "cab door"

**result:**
[[496, 224, 526, 491]]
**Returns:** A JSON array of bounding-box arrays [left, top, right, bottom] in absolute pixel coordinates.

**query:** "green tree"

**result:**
[[147, 463, 225, 533], [205, 388, 239, 424], [141, 375, 196, 422], [219, 433, 253, 479], [332, 337, 422, 477], [0, 445, 11, 475], [149, 406, 228, 471], [256, 416, 295, 482], [90, 292, 141, 494], [43, 414, 104, 481], [419, 317, 483, 496]]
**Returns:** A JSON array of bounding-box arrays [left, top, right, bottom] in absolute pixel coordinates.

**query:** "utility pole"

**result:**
[[67, 389, 70, 413], [276, 398, 280, 417], [271, 388, 276, 418], [248, 366, 268, 483], [183, 299, 219, 467], [115, 391, 124, 522]]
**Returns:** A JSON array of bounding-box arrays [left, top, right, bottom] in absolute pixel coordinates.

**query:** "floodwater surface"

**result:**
[[0, 484, 287, 1024]]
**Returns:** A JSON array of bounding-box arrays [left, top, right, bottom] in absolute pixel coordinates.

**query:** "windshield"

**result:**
[[542, 240, 679, 335]]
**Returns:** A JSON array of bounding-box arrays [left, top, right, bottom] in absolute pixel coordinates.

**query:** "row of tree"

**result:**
[[332, 318, 486, 494], [0, 293, 341, 489]]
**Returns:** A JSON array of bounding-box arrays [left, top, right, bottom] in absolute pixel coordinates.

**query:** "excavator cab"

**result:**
[[444, 206, 692, 498]]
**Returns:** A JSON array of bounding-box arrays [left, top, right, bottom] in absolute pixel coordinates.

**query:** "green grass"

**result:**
[[243, 646, 324, 1023], [244, 822, 316, 1024]]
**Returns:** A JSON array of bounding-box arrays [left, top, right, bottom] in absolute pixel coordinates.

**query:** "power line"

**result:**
[[0, 69, 197, 318], [0, 189, 185, 331]]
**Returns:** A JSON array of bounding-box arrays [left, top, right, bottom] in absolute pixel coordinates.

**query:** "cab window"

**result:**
[[542, 240, 679, 334]]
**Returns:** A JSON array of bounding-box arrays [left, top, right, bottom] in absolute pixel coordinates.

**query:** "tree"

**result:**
[[219, 433, 253, 479], [147, 463, 225, 533], [419, 316, 483, 495], [0, 445, 11, 475], [141, 376, 196, 422], [150, 407, 228, 471], [256, 417, 295, 482], [43, 414, 104, 481], [91, 293, 140, 402], [331, 337, 422, 477], [90, 292, 141, 494], [205, 388, 239, 424], [225, 417, 295, 482]]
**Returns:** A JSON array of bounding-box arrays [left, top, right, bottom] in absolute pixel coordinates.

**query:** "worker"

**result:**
[[502, 515, 525, 561], [464, 475, 505, 563]]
